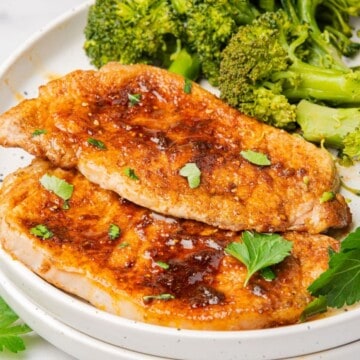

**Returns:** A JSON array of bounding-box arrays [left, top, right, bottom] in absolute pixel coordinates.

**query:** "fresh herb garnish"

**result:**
[[260, 267, 276, 282], [108, 224, 121, 240], [155, 261, 170, 270], [87, 137, 107, 150], [128, 93, 142, 106], [40, 174, 74, 206], [300, 296, 328, 322], [184, 78, 192, 94], [31, 129, 47, 137], [240, 150, 271, 166], [143, 293, 175, 303], [118, 242, 130, 249], [179, 162, 201, 189], [0, 297, 32, 353], [225, 231, 292, 286], [319, 191, 335, 203], [30, 224, 53, 240], [308, 227, 360, 308], [124, 167, 139, 180]]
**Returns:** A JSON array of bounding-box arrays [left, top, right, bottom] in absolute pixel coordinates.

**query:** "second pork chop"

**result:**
[[0, 160, 339, 330], [0, 63, 351, 233]]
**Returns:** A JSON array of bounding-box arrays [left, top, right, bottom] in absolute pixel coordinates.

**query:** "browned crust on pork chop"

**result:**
[[0, 63, 351, 233], [0, 160, 339, 330]]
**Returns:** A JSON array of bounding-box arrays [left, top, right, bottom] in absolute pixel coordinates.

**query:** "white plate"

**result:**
[[0, 264, 168, 360], [0, 1, 360, 360]]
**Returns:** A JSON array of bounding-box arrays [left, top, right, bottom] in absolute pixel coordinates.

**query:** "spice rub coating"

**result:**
[[0, 160, 339, 330], [0, 63, 351, 233]]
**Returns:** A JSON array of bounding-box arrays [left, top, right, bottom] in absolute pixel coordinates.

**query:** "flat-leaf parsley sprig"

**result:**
[[308, 227, 360, 308], [0, 297, 32, 353], [225, 231, 292, 286]]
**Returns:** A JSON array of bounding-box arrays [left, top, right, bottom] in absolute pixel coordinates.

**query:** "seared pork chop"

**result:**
[[0, 63, 351, 233], [0, 160, 338, 330]]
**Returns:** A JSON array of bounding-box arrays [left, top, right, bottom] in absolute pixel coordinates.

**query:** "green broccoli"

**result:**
[[84, 0, 199, 78], [219, 4, 360, 128], [297, 99, 360, 161], [312, 0, 360, 58], [84, 0, 260, 83], [172, 0, 259, 85]]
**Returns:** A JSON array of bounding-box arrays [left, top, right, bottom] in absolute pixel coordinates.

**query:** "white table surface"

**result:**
[[0, 2, 85, 358]]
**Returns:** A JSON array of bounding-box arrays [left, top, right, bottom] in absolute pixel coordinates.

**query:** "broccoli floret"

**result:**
[[84, 0, 259, 85], [167, 45, 201, 80], [219, 7, 360, 128], [343, 131, 360, 160], [297, 99, 360, 161], [297, 0, 360, 68], [84, 0, 260, 82], [172, 0, 259, 85], [84, 0, 200, 78], [314, 0, 360, 57]]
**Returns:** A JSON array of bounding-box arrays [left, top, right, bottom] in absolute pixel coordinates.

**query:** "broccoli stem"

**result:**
[[278, 61, 360, 105], [296, 99, 360, 148], [167, 48, 201, 80], [295, 0, 350, 71]]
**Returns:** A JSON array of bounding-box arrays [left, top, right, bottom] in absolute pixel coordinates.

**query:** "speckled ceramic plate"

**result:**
[[0, 2, 360, 360]]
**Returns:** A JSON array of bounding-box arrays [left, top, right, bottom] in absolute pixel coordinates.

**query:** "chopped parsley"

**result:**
[[155, 261, 169, 270], [143, 293, 175, 303], [118, 242, 130, 249], [87, 137, 107, 150], [31, 129, 47, 137], [179, 162, 201, 189], [124, 167, 139, 180], [260, 267, 276, 282], [240, 150, 271, 166], [30, 224, 53, 240], [0, 297, 32, 353], [184, 78, 192, 94], [39, 174, 74, 208], [225, 231, 292, 286], [128, 93, 142, 106], [320, 191, 335, 203], [108, 224, 121, 240]]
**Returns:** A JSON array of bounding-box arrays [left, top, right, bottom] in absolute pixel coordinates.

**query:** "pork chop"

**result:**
[[0, 63, 351, 233], [0, 160, 338, 330]]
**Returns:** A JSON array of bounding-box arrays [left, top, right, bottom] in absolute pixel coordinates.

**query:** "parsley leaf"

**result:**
[[184, 78, 192, 94], [240, 150, 271, 166], [300, 296, 328, 322], [124, 167, 139, 180], [30, 224, 53, 240], [155, 261, 169, 270], [0, 297, 32, 353], [179, 163, 201, 189], [319, 191, 335, 203], [118, 242, 129, 249], [128, 93, 142, 106], [143, 294, 175, 303], [308, 227, 360, 308], [108, 224, 121, 240], [40, 174, 74, 202], [260, 267, 276, 281], [225, 231, 293, 286], [31, 129, 47, 137], [87, 137, 107, 150]]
